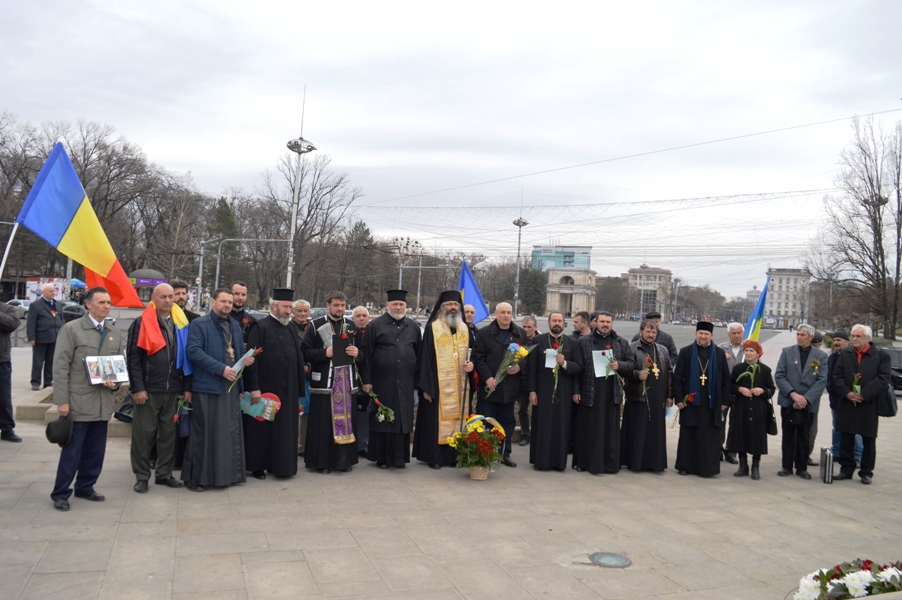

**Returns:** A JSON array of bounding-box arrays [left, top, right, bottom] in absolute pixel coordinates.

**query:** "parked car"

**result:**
[[7, 299, 32, 319], [61, 302, 116, 326], [309, 308, 328, 320], [882, 347, 902, 392]]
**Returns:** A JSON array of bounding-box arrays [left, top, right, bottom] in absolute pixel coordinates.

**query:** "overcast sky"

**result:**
[[3, 0, 900, 297]]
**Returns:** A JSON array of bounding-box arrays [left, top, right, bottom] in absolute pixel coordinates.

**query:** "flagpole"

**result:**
[[0, 223, 20, 283]]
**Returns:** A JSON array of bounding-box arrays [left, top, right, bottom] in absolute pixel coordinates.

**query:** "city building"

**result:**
[[747, 286, 761, 304], [531, 245, 591, 272], [765, 267, 811, 328], [623, 265, 672, 317]]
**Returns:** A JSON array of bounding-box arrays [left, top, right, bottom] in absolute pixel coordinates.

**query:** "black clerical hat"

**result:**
[[438, 290, 462, 305], [696, 321, 714, 333], [46, 414, 73, 448], [386, 289, 408, 302], [272, 288, 294, 302]]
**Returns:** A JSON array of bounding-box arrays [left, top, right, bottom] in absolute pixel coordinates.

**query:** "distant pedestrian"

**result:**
[[27, 284, 64, 391], [0, 300, 22, 442]]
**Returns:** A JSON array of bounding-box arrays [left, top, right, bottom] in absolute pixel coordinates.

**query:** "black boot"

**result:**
[[751, 455, 760, 480], [734, 453, 749, 477]]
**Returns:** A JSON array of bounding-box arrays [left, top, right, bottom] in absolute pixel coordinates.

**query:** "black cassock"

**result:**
[[672, 343, 731, 477], [242, 315, 305, 477], [621, 340, 672, 472], [573, 331, 634, 474], [412, 323, 473, 467], [527, 334, 583, 471], [360, 314, 421, 466]]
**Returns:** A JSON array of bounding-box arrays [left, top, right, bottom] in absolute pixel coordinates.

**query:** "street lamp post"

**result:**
[[195, 238, 222, 313], [286, 136, 316, 288], [512, 217, 528, 317]]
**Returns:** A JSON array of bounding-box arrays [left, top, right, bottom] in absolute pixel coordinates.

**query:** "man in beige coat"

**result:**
[[50, 287, 125, 511]]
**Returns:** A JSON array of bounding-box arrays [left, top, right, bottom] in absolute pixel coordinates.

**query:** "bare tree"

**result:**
[[817, 116, 901, 338]]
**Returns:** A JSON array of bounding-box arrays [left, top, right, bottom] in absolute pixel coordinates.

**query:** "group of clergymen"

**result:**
[[47, 281, 891, 511]]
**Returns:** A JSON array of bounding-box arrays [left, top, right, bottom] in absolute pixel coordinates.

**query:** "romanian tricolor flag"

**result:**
[[16, 142, 143, 307], [743, 276, 770, 341], [137, 302, 193, 375]]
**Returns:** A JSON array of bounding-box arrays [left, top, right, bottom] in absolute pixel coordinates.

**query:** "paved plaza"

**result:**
[[1, 329, 900, 599]]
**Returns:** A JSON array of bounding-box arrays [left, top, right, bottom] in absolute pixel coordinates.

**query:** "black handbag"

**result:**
[[878, 383, 898, 418], [766, 401, 778, 436], [114, 393, 134, 423]]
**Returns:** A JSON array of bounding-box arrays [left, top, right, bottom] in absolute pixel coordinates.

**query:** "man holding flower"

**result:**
[[832, 324, 891, 484], [473, 302, 527, 467], [526, 311, 583, 471]]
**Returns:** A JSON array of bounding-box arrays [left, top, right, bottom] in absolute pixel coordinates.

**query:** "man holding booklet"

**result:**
[[50, 287, 125, 511]]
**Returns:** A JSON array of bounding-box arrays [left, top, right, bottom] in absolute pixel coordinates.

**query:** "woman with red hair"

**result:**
[[726, 339, 776, 480]]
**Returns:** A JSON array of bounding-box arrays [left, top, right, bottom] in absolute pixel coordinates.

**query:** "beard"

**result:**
[[175, 299, 186, 308], [276, 315, 291, 326], [550, 325, 563, 335], [442, 311, 463, 329], [389, 309, 406, 320]]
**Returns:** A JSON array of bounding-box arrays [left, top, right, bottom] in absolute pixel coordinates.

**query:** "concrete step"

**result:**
[[42, 403, 133, 438]]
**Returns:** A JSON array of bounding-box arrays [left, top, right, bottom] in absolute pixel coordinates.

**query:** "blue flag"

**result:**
[[458, 260, 489, 324], [743, 277, 770, 341]]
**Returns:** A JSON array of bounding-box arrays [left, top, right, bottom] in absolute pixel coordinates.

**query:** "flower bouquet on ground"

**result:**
[[447, 415, 506, 479], [793, 559, 902, 600], [485, 343, 530, 398]]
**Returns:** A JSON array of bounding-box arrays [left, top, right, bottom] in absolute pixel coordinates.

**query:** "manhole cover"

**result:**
[[588, 552, 630, 568]]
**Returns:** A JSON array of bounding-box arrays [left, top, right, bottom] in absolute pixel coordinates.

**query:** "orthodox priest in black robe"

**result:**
[[243, 288, 305, 479], [621, 320, 673, 473], [572, 312, 635, 474], [360, 290, 421, 468], [526, 311, 583, 471], [672, 321, 731, 477], [412, 291, 474, 469], [300, 291, 360, 474]]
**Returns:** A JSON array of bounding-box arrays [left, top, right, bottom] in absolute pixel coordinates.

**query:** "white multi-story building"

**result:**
[[765, 268, 811, 327], [623, 264, 672, 316]]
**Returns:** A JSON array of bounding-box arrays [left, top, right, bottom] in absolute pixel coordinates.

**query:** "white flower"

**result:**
[[376, 413, 384, 422], [794, 572, 821, 600], [842, 570, 874, 598], [878, 567, 901, 583]]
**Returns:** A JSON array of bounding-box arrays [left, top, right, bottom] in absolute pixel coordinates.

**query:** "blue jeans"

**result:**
[[831, 409, 862, 461]]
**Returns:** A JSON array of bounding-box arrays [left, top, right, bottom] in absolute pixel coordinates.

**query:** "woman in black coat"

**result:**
[[726, 340, 775, 480]]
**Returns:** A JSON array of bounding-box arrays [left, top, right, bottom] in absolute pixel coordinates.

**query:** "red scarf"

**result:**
[[854, 343, 871, 365]]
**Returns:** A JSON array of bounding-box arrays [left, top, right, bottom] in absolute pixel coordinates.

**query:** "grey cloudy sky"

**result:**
[[2, 0, 900, 296]]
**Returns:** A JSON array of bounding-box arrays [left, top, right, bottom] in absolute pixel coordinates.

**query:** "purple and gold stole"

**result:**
[[331, 364, 356, 444]]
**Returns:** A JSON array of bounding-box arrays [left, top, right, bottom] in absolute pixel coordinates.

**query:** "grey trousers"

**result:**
[[131, 392, 179, 481]]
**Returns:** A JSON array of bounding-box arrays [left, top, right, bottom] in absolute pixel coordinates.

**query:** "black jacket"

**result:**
[[833, 343, 892, 438], [473, 321, 528, 404], [0, 303, 20, 362], [26, 297, 64, 344], [301, 315, 360, 394], [126, 314, 190, 394], [573, 329, 633, 407]]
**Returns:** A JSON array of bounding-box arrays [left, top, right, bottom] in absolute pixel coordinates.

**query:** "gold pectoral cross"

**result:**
[[227, 346, 235, 360], [700, 373, 708, 386], [651, 364, 660, 379]]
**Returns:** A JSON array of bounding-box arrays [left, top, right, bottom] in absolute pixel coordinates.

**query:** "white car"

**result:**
[[7, 299, 32, 319]]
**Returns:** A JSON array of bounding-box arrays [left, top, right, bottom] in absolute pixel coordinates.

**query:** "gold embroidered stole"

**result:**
[[431, 319, 469, 444]]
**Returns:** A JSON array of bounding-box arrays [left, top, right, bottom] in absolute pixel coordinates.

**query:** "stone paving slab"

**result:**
[[2, 330, 902, 598]]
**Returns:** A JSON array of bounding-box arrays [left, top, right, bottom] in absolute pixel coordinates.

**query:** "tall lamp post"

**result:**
[[285, 136, 316, 288], [513, 217, 528, 317]]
